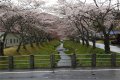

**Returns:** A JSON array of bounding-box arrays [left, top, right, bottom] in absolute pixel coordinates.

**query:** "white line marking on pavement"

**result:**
[[0, 71, 53, 74], [1, 69, 120, 74]]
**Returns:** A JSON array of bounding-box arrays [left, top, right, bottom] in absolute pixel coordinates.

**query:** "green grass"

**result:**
[[4, 40, 60, 56], [0, 40, 60, 69], [63, 40, 120, 67], [64, 40, 105, 54], [96, 40, 104, 44]]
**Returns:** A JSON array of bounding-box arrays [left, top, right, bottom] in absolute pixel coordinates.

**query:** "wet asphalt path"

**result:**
[[80, 40, 120, 53], [1, 69, 120, 80], [57, 43, 71, 67], [89, 42, 120, 53]]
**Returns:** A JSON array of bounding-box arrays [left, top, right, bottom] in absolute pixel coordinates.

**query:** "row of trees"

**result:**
[[57, 0, 120, 54], [0, 0, 55, 56]]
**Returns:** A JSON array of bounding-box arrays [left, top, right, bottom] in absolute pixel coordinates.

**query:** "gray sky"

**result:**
[[11, 0, 58, 6], [10, 0, 118, 6]]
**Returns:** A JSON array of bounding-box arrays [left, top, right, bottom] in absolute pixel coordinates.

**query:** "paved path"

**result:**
[[1, 69, 120, 80], [89, 42, 120, 53], [57, 43, 71, 67]]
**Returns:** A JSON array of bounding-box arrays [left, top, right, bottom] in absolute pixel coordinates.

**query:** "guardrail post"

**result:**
[[50, 54, 55, 69], [30, 55, 34, 69], [111, 53, 116, 67], [8, 56, 14, 70], [71, 53, 76, 68], [91, 53, 96, 67]]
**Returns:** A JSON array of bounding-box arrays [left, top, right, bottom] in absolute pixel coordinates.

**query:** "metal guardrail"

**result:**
[[0, 53, 119, 70]]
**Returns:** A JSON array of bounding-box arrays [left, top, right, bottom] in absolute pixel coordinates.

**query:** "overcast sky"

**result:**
[[11, 0, 119, 6], [11, 0, 58, 6]]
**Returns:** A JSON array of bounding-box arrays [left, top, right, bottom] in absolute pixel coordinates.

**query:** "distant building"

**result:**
[[97, 30, 120, 40], [0, 32, 20, 48], [0, 28, 20, 48], [109, 30, 120, 35]]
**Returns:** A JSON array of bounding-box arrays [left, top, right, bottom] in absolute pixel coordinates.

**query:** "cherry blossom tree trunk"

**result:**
[[104, 34, 110, 54]]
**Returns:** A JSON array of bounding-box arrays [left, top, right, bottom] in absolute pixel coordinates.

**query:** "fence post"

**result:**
[[50, 54, 55, 69], [8, 56, 14, 70], [111, 53, 116, 67], [91, 53, 96, 67], [71, 53, 76, 68], [0, 42, 4, 56], [30, 55, 34, 69]]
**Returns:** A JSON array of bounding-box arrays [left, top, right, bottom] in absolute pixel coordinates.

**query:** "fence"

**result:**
[[0, 53, 120, 70]]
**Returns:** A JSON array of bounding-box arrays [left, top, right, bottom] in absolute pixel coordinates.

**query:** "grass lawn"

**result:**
[[0, 40, 60, 69], [63, 40, 120, 67], [64, 40, 105, 54], [96, 40, 104, 44], [4, 40, 60, 56]]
